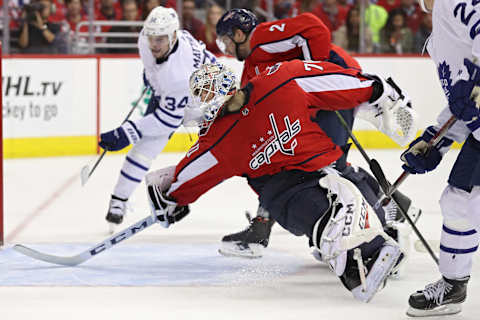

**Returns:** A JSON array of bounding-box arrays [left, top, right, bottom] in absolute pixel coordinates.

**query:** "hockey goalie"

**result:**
[[145, 60, 411, 302]]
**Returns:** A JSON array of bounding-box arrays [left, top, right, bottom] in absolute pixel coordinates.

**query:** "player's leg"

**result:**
[[407, 135, 480, 317], [106, 136, 167, 225], [218, 206, 274, 258]]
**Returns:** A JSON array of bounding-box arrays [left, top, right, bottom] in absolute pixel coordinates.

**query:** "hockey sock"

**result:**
[[439, 220, 479, 279]]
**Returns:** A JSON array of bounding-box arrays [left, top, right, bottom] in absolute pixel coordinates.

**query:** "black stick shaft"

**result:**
[[335, 111, 439, 265]]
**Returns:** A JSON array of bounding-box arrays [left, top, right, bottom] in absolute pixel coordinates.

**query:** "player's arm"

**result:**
[[146, 133, 234, 227], [289, 61, 374, 110]]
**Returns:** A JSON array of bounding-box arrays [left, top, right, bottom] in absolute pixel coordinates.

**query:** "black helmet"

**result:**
[[216, 9, 258, 38]]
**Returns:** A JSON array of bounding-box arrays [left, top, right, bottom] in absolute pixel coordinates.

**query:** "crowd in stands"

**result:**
[[0, 0, 432, 55]]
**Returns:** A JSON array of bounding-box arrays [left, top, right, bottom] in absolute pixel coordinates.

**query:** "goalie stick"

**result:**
[[80, 87, 148, 186], [13, 214, 157, 266], [334, 111, 439, 265]]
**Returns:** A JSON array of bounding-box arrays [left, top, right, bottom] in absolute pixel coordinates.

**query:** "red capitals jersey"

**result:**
[[168, 60, 374, 206], [241, 13, 361, 87]]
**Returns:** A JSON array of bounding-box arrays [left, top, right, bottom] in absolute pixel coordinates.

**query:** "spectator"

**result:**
[[364, 1, 388, 51], [333, 6, 373, 53], [64, 0, 87, 32], [311, 0, 348, 32], [273, 0, 297, 19], [395, 0, 422, 33], [376, 0, 401, 12], [197, 4, 223, 55], [298, 0, 317, 13], [379, 8, 413, 54], [182, 0, 204, 40], [18, 0, 64, 53], [49, 0, 67, 23], [161, 0, 176, 10], [141, 0, 159, 19], [413, 12, 431, 53], [0, 0, 23, 30], [106, 0, 141, 53], [95, 0, 122, 32]]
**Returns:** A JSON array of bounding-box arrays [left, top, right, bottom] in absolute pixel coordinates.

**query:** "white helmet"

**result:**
[[189, 63, 237, 122], [143, 6, 180, 51]]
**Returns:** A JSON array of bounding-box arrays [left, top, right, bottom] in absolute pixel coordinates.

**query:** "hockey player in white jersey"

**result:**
[[98, 6, 216, 226], [401, 0, 480, 317]]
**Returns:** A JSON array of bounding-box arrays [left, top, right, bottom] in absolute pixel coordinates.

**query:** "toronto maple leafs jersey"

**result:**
[[427, 0, 480, 142], [166, 60, 374, 206], [134, 30, 216, 136]]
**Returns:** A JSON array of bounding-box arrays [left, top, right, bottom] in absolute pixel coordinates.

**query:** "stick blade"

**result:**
[[13, 244, 87, 266], [80, 165, 90, 187]]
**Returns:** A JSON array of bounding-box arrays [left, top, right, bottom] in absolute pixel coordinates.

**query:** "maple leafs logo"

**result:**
[[438, 61, 453, 98]]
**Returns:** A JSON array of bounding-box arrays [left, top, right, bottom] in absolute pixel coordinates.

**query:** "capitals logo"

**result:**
[[249, 113, 301, 170], [438, 61, 453, 98]]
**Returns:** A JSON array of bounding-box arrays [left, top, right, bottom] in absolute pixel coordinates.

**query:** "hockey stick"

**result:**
[[334, 111, 439, 265], [379, 115, 457, 204], [81, 87, 149, 186], [13, 214, 157, 266]]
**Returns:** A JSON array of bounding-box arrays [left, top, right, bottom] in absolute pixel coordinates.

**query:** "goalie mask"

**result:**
[[188, 63, 237, 124]]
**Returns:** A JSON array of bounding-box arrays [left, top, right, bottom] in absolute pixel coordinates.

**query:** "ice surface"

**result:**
[[1, 150, 479, 320]]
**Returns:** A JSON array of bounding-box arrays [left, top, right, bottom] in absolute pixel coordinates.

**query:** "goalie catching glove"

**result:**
[[355, 75, 418, 147]]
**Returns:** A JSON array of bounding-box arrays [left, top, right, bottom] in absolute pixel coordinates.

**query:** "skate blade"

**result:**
[[218, 242, 264, 259], [406, 303, 462, 317], [409, 206, 422, 224]]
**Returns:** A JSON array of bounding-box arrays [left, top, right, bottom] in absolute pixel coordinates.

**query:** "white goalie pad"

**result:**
[[313, 174, 386, 276], [355, 76, 418, 146], [145, 165, 175, 191]]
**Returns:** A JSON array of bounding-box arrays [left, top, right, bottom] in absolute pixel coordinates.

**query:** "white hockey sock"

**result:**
[[113, 155, 151, 199], [439, 222, 479, 279]]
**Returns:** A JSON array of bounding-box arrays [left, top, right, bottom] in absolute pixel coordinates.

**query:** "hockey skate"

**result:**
[[341, 240, 404, 303], [105, 195, 128, 233], [385, 191, 422, 225], [219, 212, 275, 259], [383, 195, 421, 278], [407, 276, 469, 317]]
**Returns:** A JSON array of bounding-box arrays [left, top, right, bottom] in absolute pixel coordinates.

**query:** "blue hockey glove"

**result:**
[[400, 126, 453, 174], [147, 184, 190, 228], [449, 59, 480, 124], [99, 120, 142, 151]]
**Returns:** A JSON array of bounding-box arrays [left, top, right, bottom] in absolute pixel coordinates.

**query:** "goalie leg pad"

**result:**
[[350, 240, 402, 302], [312, 174, 403, 302], [313, 174, 387, 276]]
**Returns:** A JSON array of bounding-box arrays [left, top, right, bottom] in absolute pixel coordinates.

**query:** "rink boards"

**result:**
[[2, 55, 452, 158]]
